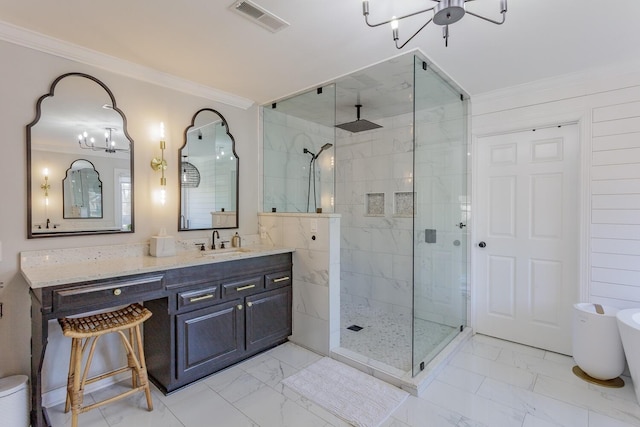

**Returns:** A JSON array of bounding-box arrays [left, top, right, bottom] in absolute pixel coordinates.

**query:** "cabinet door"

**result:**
[[245, 286, 292, 353], [176, 299, 244, 381]]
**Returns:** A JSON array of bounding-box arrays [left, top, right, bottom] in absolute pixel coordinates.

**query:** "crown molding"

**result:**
[[0, 20, 255, 110], [472, 59, 640, 116]]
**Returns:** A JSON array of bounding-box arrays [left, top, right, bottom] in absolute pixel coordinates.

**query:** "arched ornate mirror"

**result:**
[[179, 108, 238, 230], [27, 73, 134, 237]]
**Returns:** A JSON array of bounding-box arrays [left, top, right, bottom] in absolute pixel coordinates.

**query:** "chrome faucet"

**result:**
[[211, 230, 220, 250]]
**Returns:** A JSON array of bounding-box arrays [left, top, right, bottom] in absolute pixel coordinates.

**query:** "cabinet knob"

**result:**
[[237, 304, 243, 310], [113, 288, 122, 296], [247, 302, 253, 307]]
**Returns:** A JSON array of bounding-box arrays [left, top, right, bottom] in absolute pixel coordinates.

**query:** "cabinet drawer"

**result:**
[[222, 276, 264, 298], [177, 285, 220, 311], [54, 274, 164, 313], [265, 270, 292, 289]]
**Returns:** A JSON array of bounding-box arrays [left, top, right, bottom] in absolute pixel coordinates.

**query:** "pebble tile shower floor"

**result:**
[[340, 302, 456, 372]]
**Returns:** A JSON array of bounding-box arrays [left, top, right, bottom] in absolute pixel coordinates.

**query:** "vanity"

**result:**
[[22, 245, 293, 427], [23, 71, 261, 426]]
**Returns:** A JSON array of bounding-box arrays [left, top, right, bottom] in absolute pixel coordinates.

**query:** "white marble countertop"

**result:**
[[21, 243, 295, 289]]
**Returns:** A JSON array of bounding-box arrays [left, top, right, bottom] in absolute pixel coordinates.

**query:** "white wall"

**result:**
[[471, 64, 640, 312], [0, 39, 260, 382]]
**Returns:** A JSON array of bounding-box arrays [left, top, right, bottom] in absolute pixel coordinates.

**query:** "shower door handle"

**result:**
[[478, 241, 487, 248]]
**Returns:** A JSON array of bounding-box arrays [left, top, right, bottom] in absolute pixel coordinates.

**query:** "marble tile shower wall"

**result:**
[[263, 109, 334, 213], [336, 112, 415, 316], [257, 213, 340, 355]]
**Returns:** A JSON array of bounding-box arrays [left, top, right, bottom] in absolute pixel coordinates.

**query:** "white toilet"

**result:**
[[617, 309, 640, 405]]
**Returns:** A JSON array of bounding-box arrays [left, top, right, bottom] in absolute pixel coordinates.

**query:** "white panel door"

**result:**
[[475, 125, 579, 354]]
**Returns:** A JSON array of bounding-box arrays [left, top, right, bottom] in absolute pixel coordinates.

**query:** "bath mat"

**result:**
[[282, 357, 408, 427]]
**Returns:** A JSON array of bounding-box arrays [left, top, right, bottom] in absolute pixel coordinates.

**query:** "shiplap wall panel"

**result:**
[[591, 99, 640, 304], [591, 210, 640, 224], [592, 253, 640, 270], [592, 164, 640, 180], [592, 224, 640, 239], [592, 116, 640, 137], [592, 148, 640, 165], [592, 194, 640, 209], [592, 133, 640, 152], [592, 238, 640, 255], [592, 267, 640, 286], [592, 179, 640, 194], [591, 282, 640, 303], [593, 101, 640, 123]]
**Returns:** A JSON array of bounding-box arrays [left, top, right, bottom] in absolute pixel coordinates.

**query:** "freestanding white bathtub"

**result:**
[[617, 308, 640, 405]]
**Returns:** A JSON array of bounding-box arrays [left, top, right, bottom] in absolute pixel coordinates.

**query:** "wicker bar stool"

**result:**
[[58, 303, 153, 427]]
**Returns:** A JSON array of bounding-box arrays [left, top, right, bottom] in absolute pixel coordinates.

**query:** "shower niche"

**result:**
[[262, 52, 469, 383]]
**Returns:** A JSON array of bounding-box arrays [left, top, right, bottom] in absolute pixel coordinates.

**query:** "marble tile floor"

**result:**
[[46, 335, 640, 427], [341, 302, 456, 372]]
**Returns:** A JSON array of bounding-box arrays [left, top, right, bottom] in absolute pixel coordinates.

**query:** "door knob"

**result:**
[[478, 241, 487, 248]]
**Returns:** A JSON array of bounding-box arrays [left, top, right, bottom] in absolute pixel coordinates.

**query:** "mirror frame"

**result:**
[[178, 108, 239, 231], [26, 72, 135, 238]]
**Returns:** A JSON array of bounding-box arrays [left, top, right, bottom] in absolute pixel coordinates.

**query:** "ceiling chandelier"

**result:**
[[77, 127, 129, 153], [362, 0, 507, 48]]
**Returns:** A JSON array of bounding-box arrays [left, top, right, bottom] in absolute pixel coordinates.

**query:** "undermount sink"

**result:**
[[201, 247, 252, 258]]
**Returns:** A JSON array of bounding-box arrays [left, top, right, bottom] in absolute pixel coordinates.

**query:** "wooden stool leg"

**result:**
[[135, 324, 153, 411], [70, 336, 84, 427], [126, 328, 138, 389], [65, 338, 78, 413]]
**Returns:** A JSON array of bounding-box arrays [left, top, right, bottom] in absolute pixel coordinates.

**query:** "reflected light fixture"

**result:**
[[151, 122, 168, 205], [78, 127, 129, 153], [41, 168, 50, 206], [362, 0, 507, 48]]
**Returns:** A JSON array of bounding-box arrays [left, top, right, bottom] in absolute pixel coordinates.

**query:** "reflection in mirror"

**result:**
[[63, 159, 103, 219], [27, 73, 134, 237], [179, 108, 238, 230]]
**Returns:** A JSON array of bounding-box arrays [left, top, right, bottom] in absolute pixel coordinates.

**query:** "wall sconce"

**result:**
[[41, 168, 50, 206], [150, 122, 167, 204]]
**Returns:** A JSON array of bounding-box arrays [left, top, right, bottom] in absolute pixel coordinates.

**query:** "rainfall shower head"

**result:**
[[335, 104, 382, 133]]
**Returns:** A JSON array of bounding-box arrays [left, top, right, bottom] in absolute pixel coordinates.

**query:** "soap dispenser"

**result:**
[[232, 232, 241, 248]]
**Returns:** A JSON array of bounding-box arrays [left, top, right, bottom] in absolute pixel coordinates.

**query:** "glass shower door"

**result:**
[[412, 55, 469, 376]]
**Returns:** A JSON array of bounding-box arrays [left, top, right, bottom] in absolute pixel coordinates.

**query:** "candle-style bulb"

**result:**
[[160, 122, 165, 139], [391, 17, 399, 40]]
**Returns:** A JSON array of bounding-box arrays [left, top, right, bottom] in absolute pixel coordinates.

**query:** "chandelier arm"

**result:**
[[364, 6, 436, 28], [465, 10, 506, 25], [395, 17, 434, 50]]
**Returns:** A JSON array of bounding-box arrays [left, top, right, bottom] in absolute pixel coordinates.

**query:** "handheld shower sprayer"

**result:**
[[304, 143, 334, 212]]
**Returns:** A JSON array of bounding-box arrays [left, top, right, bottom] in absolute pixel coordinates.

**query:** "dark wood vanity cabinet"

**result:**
[[145, 253, 292, 393], [176, 299, 245, 382]]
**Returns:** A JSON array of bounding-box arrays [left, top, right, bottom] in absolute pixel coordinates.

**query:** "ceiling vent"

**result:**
[[230, 1, 289, 33]]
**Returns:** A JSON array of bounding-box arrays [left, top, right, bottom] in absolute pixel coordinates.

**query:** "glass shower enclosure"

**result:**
[[263, 52, 469, 380]]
